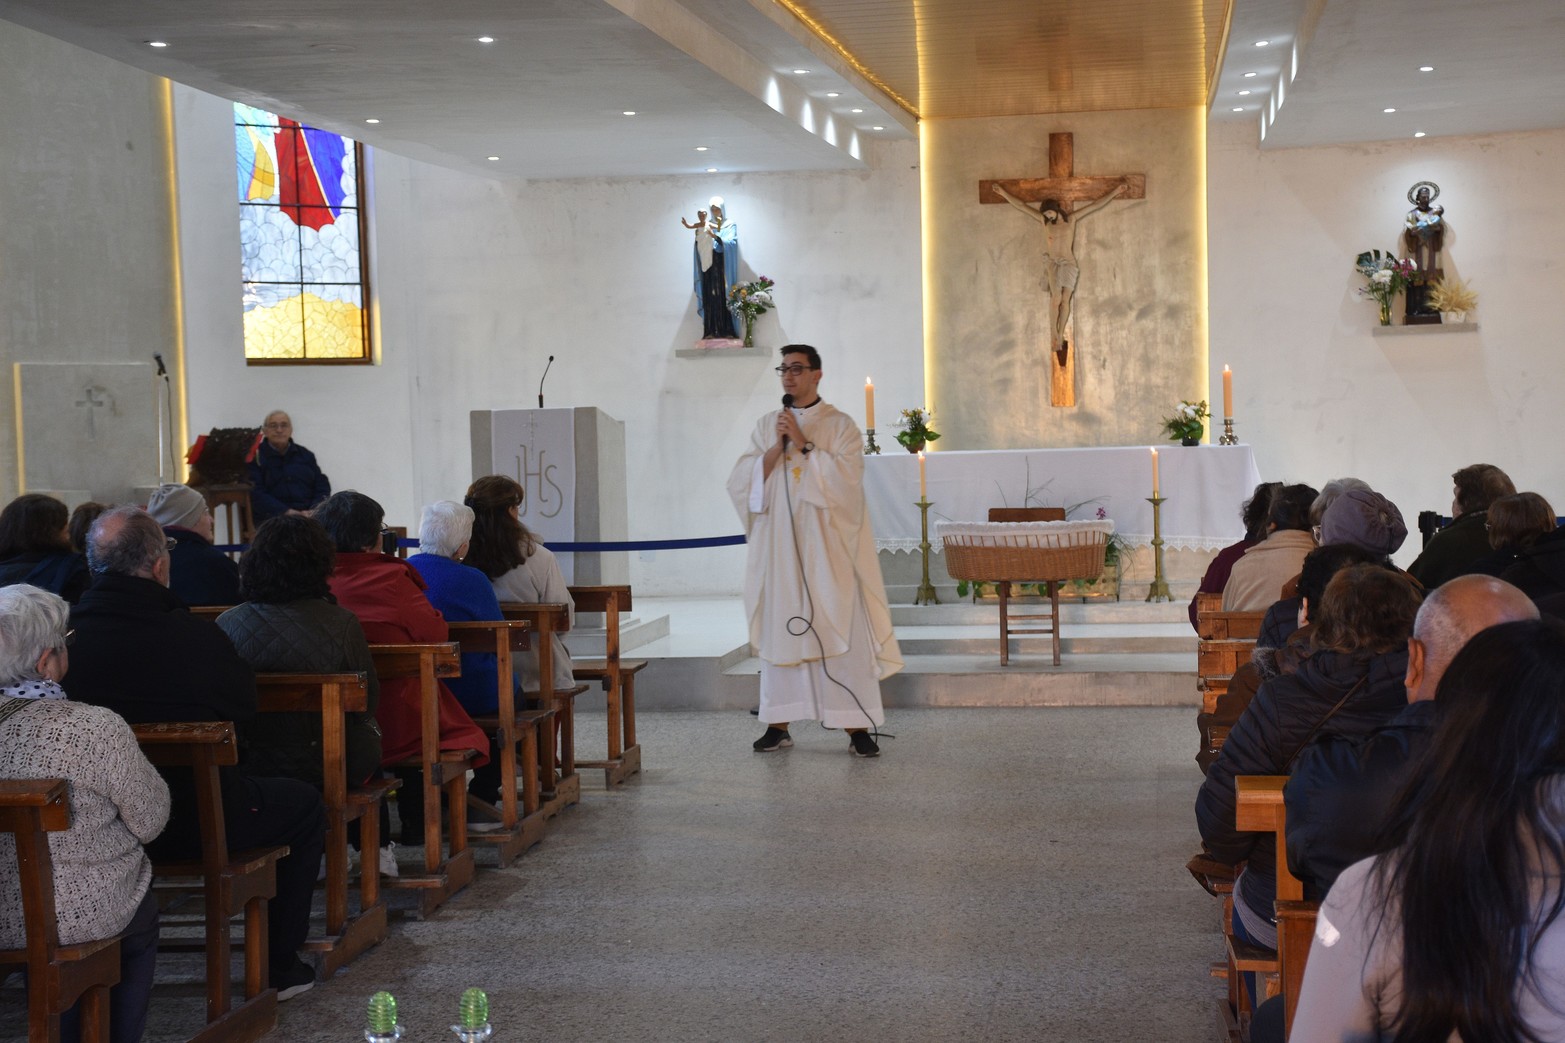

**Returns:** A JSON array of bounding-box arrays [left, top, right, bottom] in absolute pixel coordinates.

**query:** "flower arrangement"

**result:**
[[1354, 249, 1418, 326], [1162, 400, 1209, 444], [1426, 277, 1477, 319], [728, 276, 776, 345], [895, 407, 940, 452]]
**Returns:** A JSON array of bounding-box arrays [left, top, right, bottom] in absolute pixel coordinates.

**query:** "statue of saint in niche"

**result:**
[[682, 198, 738, 341]]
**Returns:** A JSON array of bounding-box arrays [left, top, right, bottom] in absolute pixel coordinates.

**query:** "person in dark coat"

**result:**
[[248, 410, 331, 522], [1283, 575, 1540, 901], [0, 493, 90, 603], [1464, 492, 1555, 578], [1500, 520, 1565, 601], [62, 506, 326, 1001], [1187, 481, 1280, 630], [146, 483, 241, 607], [1408, 462, 1515, 588], [1196, 563, 1423, 961]]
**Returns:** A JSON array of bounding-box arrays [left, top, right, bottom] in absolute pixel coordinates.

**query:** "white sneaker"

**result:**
[[378, 843, 399, 879]]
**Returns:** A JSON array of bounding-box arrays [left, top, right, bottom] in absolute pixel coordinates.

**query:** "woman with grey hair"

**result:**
[[0, 584, 169, 1042]]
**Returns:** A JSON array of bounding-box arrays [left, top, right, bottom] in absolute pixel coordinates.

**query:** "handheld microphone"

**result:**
[[153, 353, 167, 377], [780, 394, 794, 448], [538, 355, 555, 408]]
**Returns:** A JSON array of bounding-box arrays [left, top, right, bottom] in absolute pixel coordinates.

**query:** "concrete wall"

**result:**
[[174, 84, 923, 595], [924, 108, 1208, 450], [0, 20, 179, 502], [1206, 120, 1565, 565]]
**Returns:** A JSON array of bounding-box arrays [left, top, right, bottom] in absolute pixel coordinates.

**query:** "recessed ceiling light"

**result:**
[[486, 156, 500, 162], [1243, 71, 1257, 78], [1238, 90, 1251, 96], [792, 69, 810, 75], [1414, 131, 1427, 138], [622, 111, 636, 116], [872, 125, 885, 130], [706, 168, 718, 173], [1419, 66, 1434, 72], [1383, 107, 1397, 113], [825, 92, 840, 98], [695, 146, 709, 152], [1232, 107, 1245, 112], [147, 40, 168, 48], [477, 36, 495, 43], [851, 108, 864, 113], [364, 118, 380, 124], [1255, 40, 1270, 47]]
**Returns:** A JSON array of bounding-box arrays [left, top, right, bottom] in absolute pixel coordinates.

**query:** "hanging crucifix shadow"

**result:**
[[980, 133, 1144, 407]]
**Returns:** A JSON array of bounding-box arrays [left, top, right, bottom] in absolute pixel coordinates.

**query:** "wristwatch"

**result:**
[[801, 441, 815, 455]]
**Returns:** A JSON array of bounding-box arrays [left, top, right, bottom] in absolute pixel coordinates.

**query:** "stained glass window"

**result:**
[[235, 104, 371, 363]]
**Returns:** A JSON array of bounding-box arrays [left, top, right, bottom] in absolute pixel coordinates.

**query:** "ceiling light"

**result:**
[[792, 69, 810, 75], [1255, 40, 1270, 47], [147, 40, 168, 48], [695, 146, 709, 152], [1243, 71, 1257, 78], [1419, 66, 1434, 72], [1232, 107, 1245, 112], [1383, 107, 1397, 113], [477, 36, 495, 43], [1414, 131, 1427, 138], [851, 108, 864, 113], [622, 111, 636, 116], [1238, 90, 1251, 96], [872, 125, 885, 130], [825, 92, 840, 98], [486, 156, 500, 161], [364, 118, 380, 124], [706, 168, 718, 173]]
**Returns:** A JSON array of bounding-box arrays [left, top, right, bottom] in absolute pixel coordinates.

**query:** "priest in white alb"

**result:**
[[727, 343, 902, 756]]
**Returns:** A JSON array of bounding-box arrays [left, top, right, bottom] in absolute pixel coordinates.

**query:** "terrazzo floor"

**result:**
[[9, 707, 1223, 1042]]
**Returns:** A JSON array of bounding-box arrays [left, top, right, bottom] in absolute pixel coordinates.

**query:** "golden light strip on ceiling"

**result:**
[[768, 0, 922, 119]]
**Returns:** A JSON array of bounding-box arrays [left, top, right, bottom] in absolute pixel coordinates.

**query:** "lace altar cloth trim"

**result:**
[[876, 533, 1232, 554]]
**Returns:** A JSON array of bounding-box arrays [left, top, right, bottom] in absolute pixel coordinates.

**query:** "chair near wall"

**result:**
[[200, 484, 256, 549]]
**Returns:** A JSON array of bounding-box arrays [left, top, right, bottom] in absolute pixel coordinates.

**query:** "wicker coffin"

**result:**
[[938, 520, 1114, 583]]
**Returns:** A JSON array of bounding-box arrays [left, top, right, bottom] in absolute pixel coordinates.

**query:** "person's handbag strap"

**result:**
[[1285, 675, 1368, 770]]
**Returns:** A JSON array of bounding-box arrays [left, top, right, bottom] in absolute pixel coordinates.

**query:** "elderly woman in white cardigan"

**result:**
[[0, 584, 169, 1043]]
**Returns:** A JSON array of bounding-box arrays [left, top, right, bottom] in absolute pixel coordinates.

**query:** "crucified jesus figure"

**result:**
[[996, 180, 1127, 366]]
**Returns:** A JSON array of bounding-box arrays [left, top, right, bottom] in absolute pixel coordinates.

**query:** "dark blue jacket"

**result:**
[[248, 439, 330, 521], [408, 552, 512, 716], [0, 549, 91, 603], [165, 527, 242, 607]]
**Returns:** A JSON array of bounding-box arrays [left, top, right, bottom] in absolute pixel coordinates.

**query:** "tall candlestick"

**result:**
[[865, 378, 875, 429], [1222, 365, 1233, 419], [1151, 447, 1160, 498], [918, 450, 927, 499]]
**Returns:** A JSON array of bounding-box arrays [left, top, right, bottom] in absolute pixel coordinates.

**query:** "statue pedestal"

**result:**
[[469, 407, 628, 585]]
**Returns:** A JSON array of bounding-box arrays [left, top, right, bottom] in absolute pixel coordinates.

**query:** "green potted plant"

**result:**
[[1162, 400, 1210, 446], [895, 407, 940, 453]]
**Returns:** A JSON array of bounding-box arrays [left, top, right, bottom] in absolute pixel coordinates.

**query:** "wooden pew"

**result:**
[[499, 603, 586, 814], [253, 672, 390, 977], [1194, 594, 1266, 770], [369, 642, 477, 917], [188, 606, 233, 624], [1227, 775, 1318, 1042], [133, 722, 280, 1043], [568, 585, 644, 786], [446, 619, 554, 866], [0, 779, 120, 1043]]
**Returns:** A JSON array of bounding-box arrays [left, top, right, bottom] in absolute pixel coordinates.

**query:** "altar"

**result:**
[[864, 445, 1263, 552]]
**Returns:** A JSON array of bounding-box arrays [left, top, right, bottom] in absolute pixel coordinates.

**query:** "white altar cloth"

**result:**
[[864, 445, 1262, 552]]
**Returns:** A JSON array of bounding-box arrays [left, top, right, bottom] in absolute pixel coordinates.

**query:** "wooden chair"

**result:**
[[253, 671, 391, 978], [1226, 775, 1319, 1042], [369, 642, 477, 917], [499, 603, 587, 814], [0, 779, 120, 1043], [133, 721, 281, 1043], [568, 585, 644, 786], [446, 619, 553, 866], [199, 483, 255, 549]]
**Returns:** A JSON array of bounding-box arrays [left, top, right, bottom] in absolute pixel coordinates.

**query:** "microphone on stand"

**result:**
[[538, 355, 555, 408], [153, 353, 167, 376], [780, 394, 794, 449]]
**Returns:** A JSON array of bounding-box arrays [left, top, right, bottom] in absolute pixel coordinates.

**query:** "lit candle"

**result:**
[[865, 378, 875, 429], [1222, 365, 1233, 419], [918, 450, 927, 500], [1151, 447, 1160, 498]]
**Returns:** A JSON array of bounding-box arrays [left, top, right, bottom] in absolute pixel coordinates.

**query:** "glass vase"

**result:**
[[1378, 299, 1392, 326], [743, 314, 755, 347]]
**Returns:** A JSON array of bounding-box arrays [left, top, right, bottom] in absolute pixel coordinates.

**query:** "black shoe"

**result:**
[[274, 957, 316, 1002], [753, 727, 792, 752], [849, 731, 880, 757]]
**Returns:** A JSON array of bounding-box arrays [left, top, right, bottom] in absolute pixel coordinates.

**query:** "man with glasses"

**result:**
[[62, 506, 327, 1001], [250, 409, 332, 523], [726, 344, 902, 756]]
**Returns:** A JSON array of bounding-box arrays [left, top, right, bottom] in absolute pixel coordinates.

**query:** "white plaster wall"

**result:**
[[174, 84, 922, 594], [0, 20, 178, 501], [1207, 121, 1565, 566]]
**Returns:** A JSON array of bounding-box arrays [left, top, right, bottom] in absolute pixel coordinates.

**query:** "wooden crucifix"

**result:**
[[980, 133, 1144, 407]]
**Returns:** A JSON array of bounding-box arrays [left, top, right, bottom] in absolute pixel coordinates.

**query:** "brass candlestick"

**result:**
[[864, 427, 881, 454], [915, 498, 940, 605], [1219, 418, 1238, 446], [1145, 495, 1172, 603]]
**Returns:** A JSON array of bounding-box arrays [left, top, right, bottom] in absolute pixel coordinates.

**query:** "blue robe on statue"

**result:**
[[693, 222, 740, 339]]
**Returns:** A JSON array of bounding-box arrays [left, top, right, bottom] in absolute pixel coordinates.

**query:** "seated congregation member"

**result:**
[[1220, 483, 1318, 611], [463, 476, 577, 698], [1407, 461, 1515, 588], [67, 501, 108, 555], [0, 493, 90, 603], [1464, 490, 1556, 577], [146, 482, 240, 607], [1187, 481, 1280, 631], [62, 507, 326, 1001], [313, 491, 488, 844], [1290, 618, 1565, 1042], [1496, 497, 1565, 601], [1196, 563, 1422, 959], [248, 409, 331, 523], [0, 584, 169, 1043], [216, 514, 382, 789]]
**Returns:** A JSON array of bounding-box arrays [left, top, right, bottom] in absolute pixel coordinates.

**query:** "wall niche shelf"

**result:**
[[1371, 322, 1479, 337], [675, 345, 769, 359]]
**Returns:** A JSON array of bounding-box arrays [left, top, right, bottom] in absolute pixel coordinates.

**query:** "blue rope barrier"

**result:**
[[215, 534, 747, 555]]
